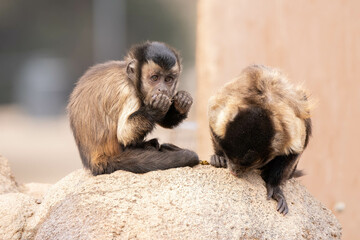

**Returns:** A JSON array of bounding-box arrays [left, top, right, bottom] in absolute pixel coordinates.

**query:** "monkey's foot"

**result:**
[[210, 154, 227, 168], [266, 184, 289, 215]]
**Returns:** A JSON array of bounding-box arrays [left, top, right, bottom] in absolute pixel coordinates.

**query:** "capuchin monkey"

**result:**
[[208, 65, 313, 215], [68, 41, 199, 175]]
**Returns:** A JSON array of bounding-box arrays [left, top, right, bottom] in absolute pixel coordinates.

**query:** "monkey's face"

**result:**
[[227, 153, 264, 176], [140, 60, 179, 104], [227, 159, 247, 176]]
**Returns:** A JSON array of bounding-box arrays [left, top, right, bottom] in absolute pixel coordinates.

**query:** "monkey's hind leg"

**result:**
[[260, 153, 299, 215]]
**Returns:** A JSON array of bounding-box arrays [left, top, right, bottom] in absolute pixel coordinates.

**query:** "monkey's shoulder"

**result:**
[[79, 60, 128, 83]]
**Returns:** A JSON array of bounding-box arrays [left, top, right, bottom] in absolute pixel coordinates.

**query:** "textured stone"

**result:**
[[23, 166, 341, 240], [0, 155, 20, 194], [0, 193, 38, 240], [0, 153, 341, 240]]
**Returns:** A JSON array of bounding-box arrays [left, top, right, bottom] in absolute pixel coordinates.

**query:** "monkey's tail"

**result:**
[[90, 145, 199, 175]]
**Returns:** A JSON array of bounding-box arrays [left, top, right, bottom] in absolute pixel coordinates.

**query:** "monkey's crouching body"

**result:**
[[208, 65, 312, 215], [68, 42, 199, 176]]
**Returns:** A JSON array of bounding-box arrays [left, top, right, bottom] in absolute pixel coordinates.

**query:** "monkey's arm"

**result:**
[[117, 93, 171, 146], [157, 91, 193, 128]]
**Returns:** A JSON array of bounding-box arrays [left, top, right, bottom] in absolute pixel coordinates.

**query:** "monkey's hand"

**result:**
[[149, 93, 172, 116], [173, 91, 193, 115]]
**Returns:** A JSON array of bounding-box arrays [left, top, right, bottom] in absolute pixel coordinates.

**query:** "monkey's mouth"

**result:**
[[228, 167, 244, 177], [227, 161, 246, 177]]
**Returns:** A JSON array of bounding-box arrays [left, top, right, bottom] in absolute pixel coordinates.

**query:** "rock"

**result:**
[[0, 156, 49, 240], [0, 193, 38, 240], [22, 182, 52, 199], [21, 166, 341, 240], [0, 153, 341, 239], [0, 155, 20, 194]]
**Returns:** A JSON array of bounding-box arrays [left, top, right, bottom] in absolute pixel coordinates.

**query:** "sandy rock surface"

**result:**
[[0, 155, 20, 194], [0, 193, 38, 240], [0, 155, 341, 240]]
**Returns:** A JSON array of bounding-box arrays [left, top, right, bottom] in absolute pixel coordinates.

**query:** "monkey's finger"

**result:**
[[160, 93, 170, 101], [153, 95, 163, 108], [150, 94, 159, 105], [180, 96, 188, 108], [181, 96, 188, 107], [158, 96, 167, 110], [184, 99, 192, 109], [161, 94, 171, 105], [266, 186, 274, 200], [162, 99, 171, 111], [180, 93, 187, 103], [187, 100, 193, 108], [284, 206, 289, 215], [277, 199, 288, 215], [277, 198, 284, 211], [160, 95, 171, 111]]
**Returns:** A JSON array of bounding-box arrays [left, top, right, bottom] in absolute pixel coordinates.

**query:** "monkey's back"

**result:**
[[208, 65, 312, 158], [67, 61, 140, 168]]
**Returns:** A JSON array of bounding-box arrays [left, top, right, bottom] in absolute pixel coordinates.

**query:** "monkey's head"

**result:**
[[226, 152, 263, 177], [126, 41, 181, 104]]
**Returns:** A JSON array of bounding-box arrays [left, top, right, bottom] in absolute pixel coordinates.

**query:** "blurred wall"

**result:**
[[0, 0, 197, 183], [196, 1, 360, 239]]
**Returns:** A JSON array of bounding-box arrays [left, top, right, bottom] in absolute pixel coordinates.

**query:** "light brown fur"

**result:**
[[208, 64, 314, 214], [68, 61, 141, 172], [208, 64, 313, 160], [68, 41, 198, 175]]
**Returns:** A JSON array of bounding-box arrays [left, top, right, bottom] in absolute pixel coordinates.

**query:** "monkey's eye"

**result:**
[[150, 75, 159, 81], [165, 76, 174, 83]]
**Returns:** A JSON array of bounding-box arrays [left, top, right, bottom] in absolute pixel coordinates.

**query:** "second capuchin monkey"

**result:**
[[68, 41, 199, 175], [208, 65, 313, 215]]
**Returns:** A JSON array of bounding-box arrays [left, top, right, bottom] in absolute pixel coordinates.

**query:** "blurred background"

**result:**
[[0, 0, 197, 184], [0, 0, 358, 239]]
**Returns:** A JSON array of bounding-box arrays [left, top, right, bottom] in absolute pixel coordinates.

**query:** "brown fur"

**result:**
[[68, 61, 139, 172], [208, 64, 314, 214], [68, 42, 198, 175], [209, 64, 313, 161]]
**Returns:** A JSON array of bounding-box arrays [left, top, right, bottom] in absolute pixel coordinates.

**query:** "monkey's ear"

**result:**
[[126, 60, 136, 80]]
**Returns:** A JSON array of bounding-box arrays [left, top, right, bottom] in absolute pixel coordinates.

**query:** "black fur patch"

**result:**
[[219, 106, 274, 167], [145, 42, 177, 70], [260, 153, 299, 187], [157, 103, 187, 128]]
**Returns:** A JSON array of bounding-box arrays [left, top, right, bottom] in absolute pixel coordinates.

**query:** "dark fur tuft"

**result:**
[[220, 106, 275, 166], [145, 42, 177, 70]]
